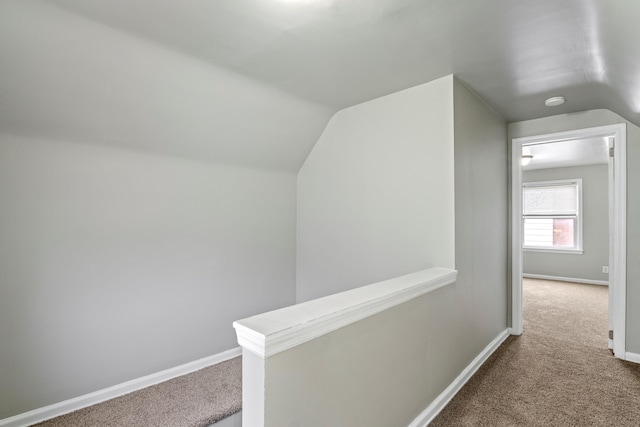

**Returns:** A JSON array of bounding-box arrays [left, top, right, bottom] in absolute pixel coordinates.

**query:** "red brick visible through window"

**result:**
[[552, 218, 574, 247]]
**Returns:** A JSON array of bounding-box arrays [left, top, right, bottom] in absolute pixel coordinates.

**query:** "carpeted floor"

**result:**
[[31, 356, 242, 427], [430, 279, 640, 426]]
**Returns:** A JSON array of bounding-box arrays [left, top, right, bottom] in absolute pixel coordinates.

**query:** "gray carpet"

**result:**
[[31, 356, 242, 427], [430, 279, 640, 426]]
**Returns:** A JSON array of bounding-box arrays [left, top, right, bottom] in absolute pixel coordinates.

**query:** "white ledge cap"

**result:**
[[233, 267, 457, 357]]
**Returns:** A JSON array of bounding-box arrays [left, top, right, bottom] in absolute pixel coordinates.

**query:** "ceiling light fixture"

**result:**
[[521, 155, 534, 166], [545, 96, 566, 107]]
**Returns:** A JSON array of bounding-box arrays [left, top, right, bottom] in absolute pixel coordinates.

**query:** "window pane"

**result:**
[[523, 185, 577, 215], [523, 217, 575, 248], [552, 218, 574, 247], [524, 218, 553, 247]]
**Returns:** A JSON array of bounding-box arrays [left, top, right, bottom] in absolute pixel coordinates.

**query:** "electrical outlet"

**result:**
[[602, 266, 609, 274]]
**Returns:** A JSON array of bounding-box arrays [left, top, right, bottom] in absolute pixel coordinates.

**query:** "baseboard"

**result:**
[[523, 274, 608, 286], [625, 352, 640, 364], [0, 347, 242, 427], [408, 328, 510, 427]]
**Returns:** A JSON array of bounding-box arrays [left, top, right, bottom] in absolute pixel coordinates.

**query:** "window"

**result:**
[[522, 179, 582, 253]]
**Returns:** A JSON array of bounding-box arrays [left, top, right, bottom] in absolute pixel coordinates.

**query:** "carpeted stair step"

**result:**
[[31, 356, 242, 427]]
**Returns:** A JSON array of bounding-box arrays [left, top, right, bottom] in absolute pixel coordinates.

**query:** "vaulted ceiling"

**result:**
[[1, 0, 639, 170]]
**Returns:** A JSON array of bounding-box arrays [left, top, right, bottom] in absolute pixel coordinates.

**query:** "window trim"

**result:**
[[522, 178, 583, 253]]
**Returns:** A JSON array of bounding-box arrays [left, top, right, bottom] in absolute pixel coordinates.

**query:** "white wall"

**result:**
[[297, 76, 456, 302], [509, 109, 640, 354], [523, 164, 609, 282], [0, 133, 297, 419]]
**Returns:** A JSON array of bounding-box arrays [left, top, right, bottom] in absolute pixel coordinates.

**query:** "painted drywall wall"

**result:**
[[509, 109, 640, 354], [0, 2, 334, 418], [0, 1, 333, 173], [290, 76, 507, 423], [264, 287, 461, 427], [452, 78, 508, 365], [523, 165, 609, 282], [0, 133, 297, 419], [296, 75, 456, 302]]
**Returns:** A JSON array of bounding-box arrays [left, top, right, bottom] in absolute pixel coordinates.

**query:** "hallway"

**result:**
[[430, 279, 640, 426]]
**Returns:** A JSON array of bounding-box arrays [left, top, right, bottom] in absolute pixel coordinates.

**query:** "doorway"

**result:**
[[511, 124, 627, 359]]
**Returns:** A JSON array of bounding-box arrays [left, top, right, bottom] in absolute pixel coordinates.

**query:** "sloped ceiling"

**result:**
[[0, 1, 334, 171], [1, 0, 639, 170]]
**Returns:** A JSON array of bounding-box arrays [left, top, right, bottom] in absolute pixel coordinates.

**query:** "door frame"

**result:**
[[511, 123, 627, 359]]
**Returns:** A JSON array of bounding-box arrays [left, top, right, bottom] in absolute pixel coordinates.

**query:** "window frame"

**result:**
[[522, 178, 584, 254]]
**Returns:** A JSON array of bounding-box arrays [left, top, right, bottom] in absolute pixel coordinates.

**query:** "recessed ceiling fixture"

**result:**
[[545, 96, 566, 107], [521, 155, 534, 166]]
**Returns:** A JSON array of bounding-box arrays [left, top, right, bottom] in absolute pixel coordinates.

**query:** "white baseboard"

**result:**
[[523, 274, 608, 286], [625, 352, 640, 364], [408, 328, 510, 427], [0, 347, 242, 427]]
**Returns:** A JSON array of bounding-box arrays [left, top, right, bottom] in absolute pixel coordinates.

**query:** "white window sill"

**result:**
[[523, 247, 584, 255]]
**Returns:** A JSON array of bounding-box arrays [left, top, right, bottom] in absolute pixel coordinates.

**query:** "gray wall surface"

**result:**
[[288, 76, 507, 424], [264, 287, 461, 427], [509, 109, 640, 354], [0, 1, 335, 419], [297, 75, 456, 303], [523, 164, 609, 282], [453, 78, 509, 365], [0, 133, 297, 419]]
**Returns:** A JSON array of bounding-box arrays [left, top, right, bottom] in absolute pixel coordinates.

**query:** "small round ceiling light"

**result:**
[[545, 96, 566, 107]]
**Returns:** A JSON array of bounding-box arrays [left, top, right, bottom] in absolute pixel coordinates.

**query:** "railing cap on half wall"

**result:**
[[233, 267, 457, 358]]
